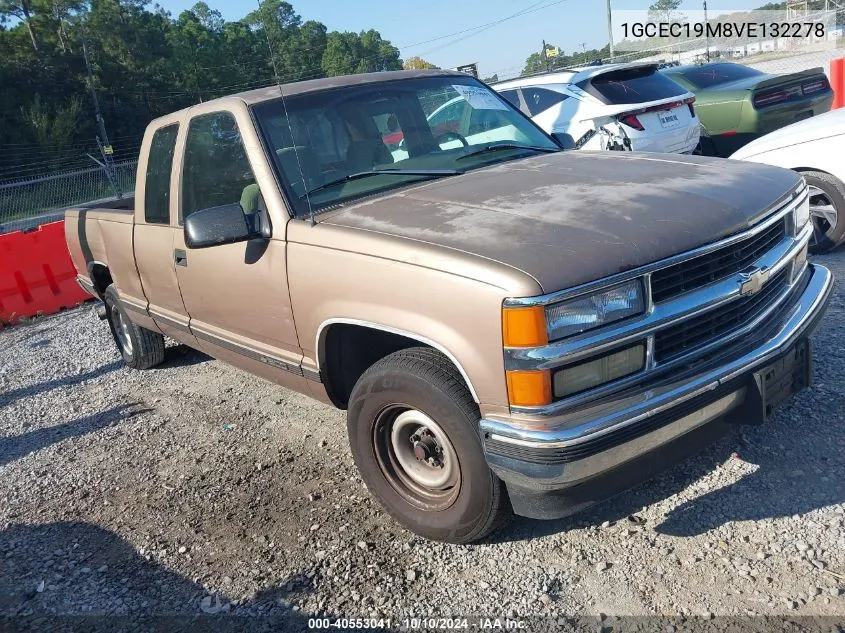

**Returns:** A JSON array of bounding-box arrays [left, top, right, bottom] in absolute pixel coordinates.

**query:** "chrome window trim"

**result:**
[[505, 215, 813, 417], [503, 183, 807, 309]]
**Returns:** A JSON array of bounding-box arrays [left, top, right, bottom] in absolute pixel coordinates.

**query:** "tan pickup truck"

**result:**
[[66, 70, 833, 544]]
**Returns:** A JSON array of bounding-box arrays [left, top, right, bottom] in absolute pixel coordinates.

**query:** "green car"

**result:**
[[660, 62, 834, 157]]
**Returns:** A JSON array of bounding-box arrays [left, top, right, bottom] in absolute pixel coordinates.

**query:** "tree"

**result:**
[[0, 0, 40, 51], [403, 55, 437, 70], [0, 0, 406, 177], [191, 1, 224, 32], [647, 0, 682, 23], [482, 73, 498, 84], [321, 29, 400, 77], [244, 0, 302, 81], [521, 42, 560, 76]]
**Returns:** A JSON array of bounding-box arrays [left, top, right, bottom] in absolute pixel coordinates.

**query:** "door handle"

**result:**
[[175, 249, 188, 267]]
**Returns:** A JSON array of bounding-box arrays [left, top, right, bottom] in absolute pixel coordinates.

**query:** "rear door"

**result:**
[[170, 104, 308, 389], [133, 117, 193, 340]]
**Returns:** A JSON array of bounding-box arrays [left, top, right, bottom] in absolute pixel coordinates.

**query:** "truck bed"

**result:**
[[64, 197, 141, 302]]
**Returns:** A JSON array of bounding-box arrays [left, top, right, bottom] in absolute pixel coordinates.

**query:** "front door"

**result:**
[[133, 118, 193, 341], [171, 108, 306, 389]]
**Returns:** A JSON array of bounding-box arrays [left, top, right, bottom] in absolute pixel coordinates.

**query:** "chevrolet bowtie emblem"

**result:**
[[739, 267, 770, 297]]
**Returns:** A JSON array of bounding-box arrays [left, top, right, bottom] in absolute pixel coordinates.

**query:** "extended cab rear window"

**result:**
[[582, 66, 687, 105], [673, 63, 763, 89], [144, 124, 178, 224]]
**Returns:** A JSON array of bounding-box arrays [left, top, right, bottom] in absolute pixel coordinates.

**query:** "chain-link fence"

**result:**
[[0, 160, 137, 234]]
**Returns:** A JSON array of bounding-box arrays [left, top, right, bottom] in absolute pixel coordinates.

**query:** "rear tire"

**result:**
[[801, 171, 845, 254], [346, 347, 509, 544], [104, 286, 165, 370]]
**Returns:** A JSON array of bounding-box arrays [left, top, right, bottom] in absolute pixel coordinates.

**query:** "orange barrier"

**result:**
[[833, 58, 845, 110], [0, 221, 91, 325]]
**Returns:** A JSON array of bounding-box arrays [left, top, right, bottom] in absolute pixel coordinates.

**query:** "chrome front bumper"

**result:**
[[482, 263, 833, 510]]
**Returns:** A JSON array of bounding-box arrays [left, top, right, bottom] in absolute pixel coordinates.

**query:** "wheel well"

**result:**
[[320, 324, 452, 409], [87, 263, 113, 297]]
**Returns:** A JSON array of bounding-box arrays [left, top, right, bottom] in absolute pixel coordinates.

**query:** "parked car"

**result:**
[[492, 62, 701, 153], [65, 69, 831, 544], [660, 62, 833, 157], [379, 98, 515, 152], [731, 108, 845, 253]]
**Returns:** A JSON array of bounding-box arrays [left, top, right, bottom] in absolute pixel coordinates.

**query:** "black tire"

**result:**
[[801, 171, 845, 254], [693, 125, 716, 157], [103, 286, 165, 370], [346, 347, 508, 544]]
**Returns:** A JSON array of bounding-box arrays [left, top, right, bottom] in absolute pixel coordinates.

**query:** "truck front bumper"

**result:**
[[481, 264, 833, 520]]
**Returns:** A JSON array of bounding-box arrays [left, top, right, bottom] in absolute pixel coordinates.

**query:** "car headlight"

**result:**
[[794, 194, 810, 233], [501, 279, 647, 407], [502, 280, 646, 347], [545, 279, 645, 341], [553, 343, 646, 398]]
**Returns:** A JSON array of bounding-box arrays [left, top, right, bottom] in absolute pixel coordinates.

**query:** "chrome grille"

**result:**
[[654, 268, 790, 363], [650, 219, 787, 303]]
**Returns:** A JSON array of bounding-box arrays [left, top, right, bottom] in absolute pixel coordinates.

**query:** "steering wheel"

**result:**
[[435, 131, 469, 148]]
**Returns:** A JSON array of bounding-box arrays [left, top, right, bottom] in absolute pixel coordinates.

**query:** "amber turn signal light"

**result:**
[[506, 370, 553, 407], [502, 306, 548, 347]]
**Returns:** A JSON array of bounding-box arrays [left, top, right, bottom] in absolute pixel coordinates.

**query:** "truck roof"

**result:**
[[187, 69, 467, 109]]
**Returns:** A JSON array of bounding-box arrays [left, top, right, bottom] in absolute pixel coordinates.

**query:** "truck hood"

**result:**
[[322, 151, 801, 293]]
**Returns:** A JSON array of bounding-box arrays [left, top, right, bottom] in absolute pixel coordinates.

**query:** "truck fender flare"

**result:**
[[315, 318, 481, 404]]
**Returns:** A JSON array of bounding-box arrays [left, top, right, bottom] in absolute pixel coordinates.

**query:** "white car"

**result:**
[[492, 62, 701, 154], [731, 108, 845, 253]]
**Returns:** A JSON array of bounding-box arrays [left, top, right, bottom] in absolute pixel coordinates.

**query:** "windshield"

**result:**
[[252, 75, 558, 216], [673, 64, 763, 89]]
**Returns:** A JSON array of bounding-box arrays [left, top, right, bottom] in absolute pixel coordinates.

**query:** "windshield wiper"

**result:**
[[456, 143, 560, 162], [300, 169, 463, 199]]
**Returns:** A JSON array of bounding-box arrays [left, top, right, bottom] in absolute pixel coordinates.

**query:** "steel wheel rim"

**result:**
[[808, 185, 838, 246], [111, 305, 133, 355], [373, 406, 461, 511]]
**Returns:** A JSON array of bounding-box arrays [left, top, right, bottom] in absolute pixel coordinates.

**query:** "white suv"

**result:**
[[493, 62, 701, 154]]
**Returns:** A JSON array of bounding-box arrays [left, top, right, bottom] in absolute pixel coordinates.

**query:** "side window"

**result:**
[[427, 99, 468, 135], [468, 109, 511, 135], [144, 124, 178, 224], [182, 112, 258, 220], [523, 87, 568, 116], [499, 89, 521, 109]]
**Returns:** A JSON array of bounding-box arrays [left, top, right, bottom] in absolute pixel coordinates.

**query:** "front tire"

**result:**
[[802, 171, 845, 254], [104, 286, 165, 370], [346, 348, 508, 544]]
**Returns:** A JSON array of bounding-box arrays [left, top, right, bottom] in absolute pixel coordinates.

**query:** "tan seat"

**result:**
[[345, 139, 393, 173], [276, 146, 322, 197]]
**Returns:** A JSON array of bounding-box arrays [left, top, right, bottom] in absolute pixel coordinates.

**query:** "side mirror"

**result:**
[[184, 203, 258, 249]]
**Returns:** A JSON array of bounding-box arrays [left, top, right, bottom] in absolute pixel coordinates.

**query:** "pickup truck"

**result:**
[[66, 69, 833, 544]]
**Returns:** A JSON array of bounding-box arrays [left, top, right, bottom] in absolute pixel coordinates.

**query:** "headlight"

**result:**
[[794, 194, 810, 233], [545, 279, 645, 341], [553, 344, 646, 398]]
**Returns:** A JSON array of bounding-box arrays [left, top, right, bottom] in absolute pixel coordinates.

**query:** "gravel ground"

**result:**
[[1, 250, 844, 633]]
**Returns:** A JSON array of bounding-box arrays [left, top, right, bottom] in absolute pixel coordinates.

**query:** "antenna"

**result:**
[[255, 0, 316, 226]]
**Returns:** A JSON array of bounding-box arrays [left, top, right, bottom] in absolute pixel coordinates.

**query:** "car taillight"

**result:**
[[802, 78, 829, 94], [686, 96, 696, 117], [620, 114, 645, 131], [754, 90, 788, 108]]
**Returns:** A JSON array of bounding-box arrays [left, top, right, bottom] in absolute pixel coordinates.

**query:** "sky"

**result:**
[[153, 0, 772, 79]]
